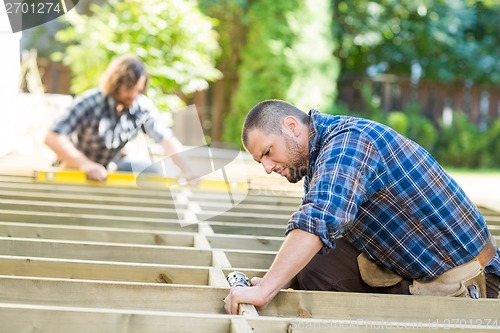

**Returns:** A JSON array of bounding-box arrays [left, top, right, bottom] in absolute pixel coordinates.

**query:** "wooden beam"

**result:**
[[261, 289, 500, 323], [0, 209, 199, 232], [0, 256, 209, 285], [207, 234, 284, 251], [0, 180, 175, 198], [0, 237, 212, 266], [201, 211, 289, 224], [209, 222, 285, 237], [0, 303, 493, 332], [0, 199, 182, 218], [0, 276, 229, 314], [0, 303, 234, 333], [0, 189, 177, 208], [0, 222, 195, 246], [224, 250, 276, 270], [1, 276, 498, 329]]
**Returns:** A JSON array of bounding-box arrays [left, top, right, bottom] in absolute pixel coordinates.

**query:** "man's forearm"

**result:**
[[160, 137, 194, 178], [254, 229, 323, 303], [224, 228, 323, 314], [44, 131, 92, 168]]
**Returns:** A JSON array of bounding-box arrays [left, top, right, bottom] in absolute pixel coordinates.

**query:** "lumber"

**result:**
[[0, 237, 212, 266], [0, 276, 228, 313], [0, 256, 210, 285], [0, 163, 498, 333], [0, 221, 195, 246], [0, 209, 199, 232], [0, 303, 496, 333]]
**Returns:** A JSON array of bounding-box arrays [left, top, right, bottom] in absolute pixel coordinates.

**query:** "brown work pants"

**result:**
[[296, 238, 500, 298]]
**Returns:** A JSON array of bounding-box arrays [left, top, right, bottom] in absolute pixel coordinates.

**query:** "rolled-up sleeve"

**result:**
[[138, 96, 174, 143], [285, 131, 386, 252]]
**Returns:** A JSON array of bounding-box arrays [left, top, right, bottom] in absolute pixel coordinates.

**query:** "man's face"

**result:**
[[114, 75, 147, 110], [246, 128, 309, 183]]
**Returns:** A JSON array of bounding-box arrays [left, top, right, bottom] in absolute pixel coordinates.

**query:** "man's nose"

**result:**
[[261, 159, 275, 174]]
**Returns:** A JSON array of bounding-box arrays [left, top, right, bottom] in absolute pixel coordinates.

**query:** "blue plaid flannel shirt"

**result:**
[[286, 110, 500, 280], [51, 88, 173, 168]]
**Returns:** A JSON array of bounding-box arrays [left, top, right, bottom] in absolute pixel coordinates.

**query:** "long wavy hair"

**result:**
[[100, 55, 149, 97]]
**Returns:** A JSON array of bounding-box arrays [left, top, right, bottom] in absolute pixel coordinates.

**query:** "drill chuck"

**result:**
[[226, 271, 251, 287]]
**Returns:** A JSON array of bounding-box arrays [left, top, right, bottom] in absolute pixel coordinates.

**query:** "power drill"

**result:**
[[226, 271, 251, 287]]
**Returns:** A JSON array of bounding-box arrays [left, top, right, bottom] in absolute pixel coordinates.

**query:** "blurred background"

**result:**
[[7, 0, 500, 170]]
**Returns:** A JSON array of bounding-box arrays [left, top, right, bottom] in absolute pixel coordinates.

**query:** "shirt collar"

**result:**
[[308, 109, 322, 170], [105, 94, 139, 116]]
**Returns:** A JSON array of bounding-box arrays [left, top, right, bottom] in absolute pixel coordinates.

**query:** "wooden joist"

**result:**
[[1, 303, 496, 333], [0, 276, 498, 331], [0, 172, 498, 332]]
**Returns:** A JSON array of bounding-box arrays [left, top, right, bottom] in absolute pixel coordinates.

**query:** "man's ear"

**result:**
[[282, 116, 301, 137]]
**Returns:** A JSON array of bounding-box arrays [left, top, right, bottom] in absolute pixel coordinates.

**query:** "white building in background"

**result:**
[[0, 4, 21, 157]]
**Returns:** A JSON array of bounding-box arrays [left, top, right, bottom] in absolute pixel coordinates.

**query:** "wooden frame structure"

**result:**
[[0, 173, 499, 332]]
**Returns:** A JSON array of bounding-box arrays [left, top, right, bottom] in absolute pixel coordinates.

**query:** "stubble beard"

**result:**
[[283, 135, 309, 183]]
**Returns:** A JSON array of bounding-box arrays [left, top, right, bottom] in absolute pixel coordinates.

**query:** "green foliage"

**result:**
[[223, 0, 338, 145], [477, 119, 500, 168], [435, 112, 482, 168], [53, 0, 221, 111], [335, 0, 500, 84], [199, 0, 249, 73]]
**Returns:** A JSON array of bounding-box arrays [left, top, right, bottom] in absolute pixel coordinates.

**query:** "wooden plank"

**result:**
[[196, 200, 295, 215], [0, 189, 178, 208], [0, 179, 175, 198], [0, 303, 233, 333], [0, 209, 199, 232], [224, 250, 276, 270], [210, 222, 285, 237], [207, 267, 260, 317], [2, 276, 498, 330], [0, 200, 290, 224], [0, 222, 195, 246], [0, 303, 495, 333], [203, 210, 289, 224], [195, 189, 301, 206], [246, 317, 499, 332], [0, 199, 182, 218], [0, 256, 210, 285], [0, 237, 212, 266], [0, 276, 229, 314], [231, 317, 254, 333], [207, 234, 283, 251], [260, 289, 500, 322]]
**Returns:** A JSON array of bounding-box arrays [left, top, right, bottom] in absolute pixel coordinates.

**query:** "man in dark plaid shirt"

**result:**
[[225, 99, 500, 314], [45, 55, 194, 181]]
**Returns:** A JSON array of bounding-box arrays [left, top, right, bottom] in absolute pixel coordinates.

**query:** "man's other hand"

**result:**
[[81, 162, 108, 181]]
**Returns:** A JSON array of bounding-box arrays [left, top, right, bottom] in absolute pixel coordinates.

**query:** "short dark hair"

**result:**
[[241, 99, 309, 149], [100, 55, 148, 96]]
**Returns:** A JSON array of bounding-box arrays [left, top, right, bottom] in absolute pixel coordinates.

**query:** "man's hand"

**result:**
[[223, 229, 323, 315], [224, 278, 269, 315], [80, 162, 108, 181]]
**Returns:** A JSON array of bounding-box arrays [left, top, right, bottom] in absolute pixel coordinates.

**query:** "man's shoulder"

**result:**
[[130, 94, 157, 115], [72, 88, 105, 106], [311, 111, 375, 136]]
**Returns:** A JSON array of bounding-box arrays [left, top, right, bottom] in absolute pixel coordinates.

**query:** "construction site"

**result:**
[[2, 5, 500, 332], [0, 115, 500, 332]]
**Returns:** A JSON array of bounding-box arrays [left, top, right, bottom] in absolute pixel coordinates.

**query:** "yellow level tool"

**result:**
[[33, 168, 248, 193]]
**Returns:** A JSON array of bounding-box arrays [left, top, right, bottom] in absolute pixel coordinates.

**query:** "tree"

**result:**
[[53, 0, 221, 111], [334, 0, 500, 84], [223, 0, 338, 145]]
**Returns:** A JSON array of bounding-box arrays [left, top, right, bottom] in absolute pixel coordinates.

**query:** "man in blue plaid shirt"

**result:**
[[45, 55, 194, 181], [225, 99, 500, 314]]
